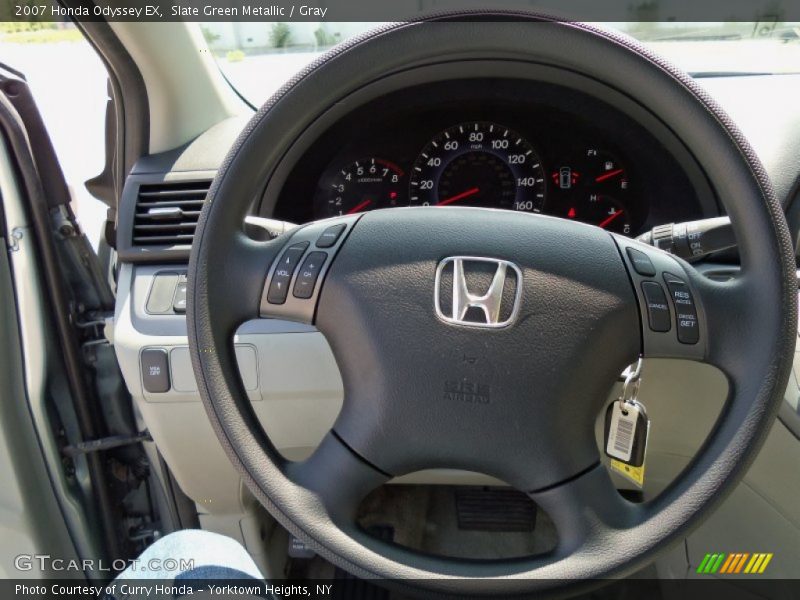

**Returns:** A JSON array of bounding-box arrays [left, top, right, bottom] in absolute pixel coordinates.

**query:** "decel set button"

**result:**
[[663, 272, 699, 344]]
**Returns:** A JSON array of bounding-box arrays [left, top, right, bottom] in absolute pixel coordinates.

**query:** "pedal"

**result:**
[[455, 486, 537, 532]]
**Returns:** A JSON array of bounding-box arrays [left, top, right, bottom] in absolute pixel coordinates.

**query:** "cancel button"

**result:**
[[641, 281, 671, 333]]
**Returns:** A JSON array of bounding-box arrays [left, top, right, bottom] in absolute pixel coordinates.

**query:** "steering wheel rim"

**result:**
[[188, 16, 797, 596]]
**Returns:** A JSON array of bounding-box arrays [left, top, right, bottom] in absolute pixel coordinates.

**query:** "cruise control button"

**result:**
[[141, 348, 170, 393], [626, 247, 656, 276], [267, 242, 309, 305], [293, 252, 328, 299], [663, 273, 699, 344], [641, 281, 671, 332], [316, 224, 346, 248]]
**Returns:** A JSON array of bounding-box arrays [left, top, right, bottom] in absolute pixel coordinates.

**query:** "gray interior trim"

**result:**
[[0, 133, 100, 573], [73, 17, 150, 190], [0, 213, 81, 579]]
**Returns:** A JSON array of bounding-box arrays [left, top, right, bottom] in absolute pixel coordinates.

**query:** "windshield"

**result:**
[[202, 21, 800, 107]]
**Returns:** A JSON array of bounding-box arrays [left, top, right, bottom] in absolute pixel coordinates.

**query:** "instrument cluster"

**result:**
[[272, 79, 714, 236]]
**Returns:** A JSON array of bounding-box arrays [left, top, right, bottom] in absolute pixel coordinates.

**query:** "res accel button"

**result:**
[[626, 247, 657, 276], [315, 224, 346, 248], [267, 242, 309, 304], [663, 272, 700, 344], [141, 348, 170, 393], [293, 252, 328, 299], [641, 281, 671, 332]]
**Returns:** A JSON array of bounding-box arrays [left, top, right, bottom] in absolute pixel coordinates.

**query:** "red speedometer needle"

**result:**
[[437, 187, 480, 206], [347, 199, 373, 214], [598, 210, 624, 229], [595, 168, 624, 183]]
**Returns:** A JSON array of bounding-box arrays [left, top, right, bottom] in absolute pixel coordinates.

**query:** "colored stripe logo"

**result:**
[[696, 552, 773, 574]]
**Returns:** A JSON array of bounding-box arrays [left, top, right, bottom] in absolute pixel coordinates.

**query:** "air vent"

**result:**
[[133, 180, 211, 245]]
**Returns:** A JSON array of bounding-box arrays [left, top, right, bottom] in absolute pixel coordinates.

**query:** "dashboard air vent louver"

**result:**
[[133, 180, 211, 245]]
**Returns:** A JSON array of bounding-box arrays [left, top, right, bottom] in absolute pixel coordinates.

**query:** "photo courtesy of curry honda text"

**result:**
[[1, 2, 800, 599]]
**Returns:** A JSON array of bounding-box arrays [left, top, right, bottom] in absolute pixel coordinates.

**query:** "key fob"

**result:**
[[604, 401, 648, 467]]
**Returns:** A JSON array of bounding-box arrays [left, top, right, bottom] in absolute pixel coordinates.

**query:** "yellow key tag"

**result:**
[[610, 458, 646, 488]]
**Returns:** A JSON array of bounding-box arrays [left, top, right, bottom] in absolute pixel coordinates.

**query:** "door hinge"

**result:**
[[8, 227, 23, 252], [61, 431, 152, 458]]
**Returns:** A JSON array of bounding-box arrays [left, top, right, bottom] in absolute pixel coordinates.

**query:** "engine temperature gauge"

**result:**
[[582, 194, 631, 235], [549, 148, 638, 235]]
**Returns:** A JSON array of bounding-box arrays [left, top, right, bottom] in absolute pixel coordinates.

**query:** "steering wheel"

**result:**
[[187, 17, 796, 596]]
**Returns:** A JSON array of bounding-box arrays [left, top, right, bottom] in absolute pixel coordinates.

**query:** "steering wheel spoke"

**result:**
[[615, 236, 712, 363], [258, 216, 359, 325], [530, 465, 641, 559], [189, 230, 286, 335], [616, 234, 769, 379], [285, 433, 390, 527], [680, 266, 758, 370]]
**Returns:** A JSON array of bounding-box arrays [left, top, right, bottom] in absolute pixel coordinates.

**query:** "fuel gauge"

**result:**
[[549, 147, 638, 235], [588, 149, 629, 193]]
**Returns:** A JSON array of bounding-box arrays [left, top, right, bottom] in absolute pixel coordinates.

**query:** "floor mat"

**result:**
[[455, 486, 538, 531]]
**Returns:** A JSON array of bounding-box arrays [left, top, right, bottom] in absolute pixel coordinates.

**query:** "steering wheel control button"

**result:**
[[663, 273, 700, 344], [625, 247, 656, 276], [293, 252, 328, 299], [315, 224, 347, 248], [641, 281, 671, 332], [141, 348, 170, 393], [267, 242, 309, 304]]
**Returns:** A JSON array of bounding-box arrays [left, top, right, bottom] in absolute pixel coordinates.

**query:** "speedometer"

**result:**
[[409, 121, 546, 212]]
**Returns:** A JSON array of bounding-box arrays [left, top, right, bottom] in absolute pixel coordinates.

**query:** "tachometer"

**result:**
[[316, 157, 405, 218], [409, 122, 546, 212]]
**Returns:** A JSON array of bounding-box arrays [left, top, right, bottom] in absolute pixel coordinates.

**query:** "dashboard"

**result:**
[[112, 68, 800, 536], [271, 79, 719, 235]]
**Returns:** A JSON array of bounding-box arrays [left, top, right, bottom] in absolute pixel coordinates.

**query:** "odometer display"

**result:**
[[409, 122, 546, 212]]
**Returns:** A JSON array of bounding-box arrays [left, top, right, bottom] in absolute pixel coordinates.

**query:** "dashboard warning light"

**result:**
[[553, 167, 580, 189]]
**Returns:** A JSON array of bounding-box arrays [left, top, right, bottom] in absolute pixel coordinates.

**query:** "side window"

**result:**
[[0, 22, 108, 250]]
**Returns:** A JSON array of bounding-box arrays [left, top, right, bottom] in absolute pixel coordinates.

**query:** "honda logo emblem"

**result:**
[[434, 256, 523, 328]]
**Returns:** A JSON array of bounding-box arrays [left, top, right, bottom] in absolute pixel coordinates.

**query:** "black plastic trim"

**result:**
[[117, 171, 215, 263]]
